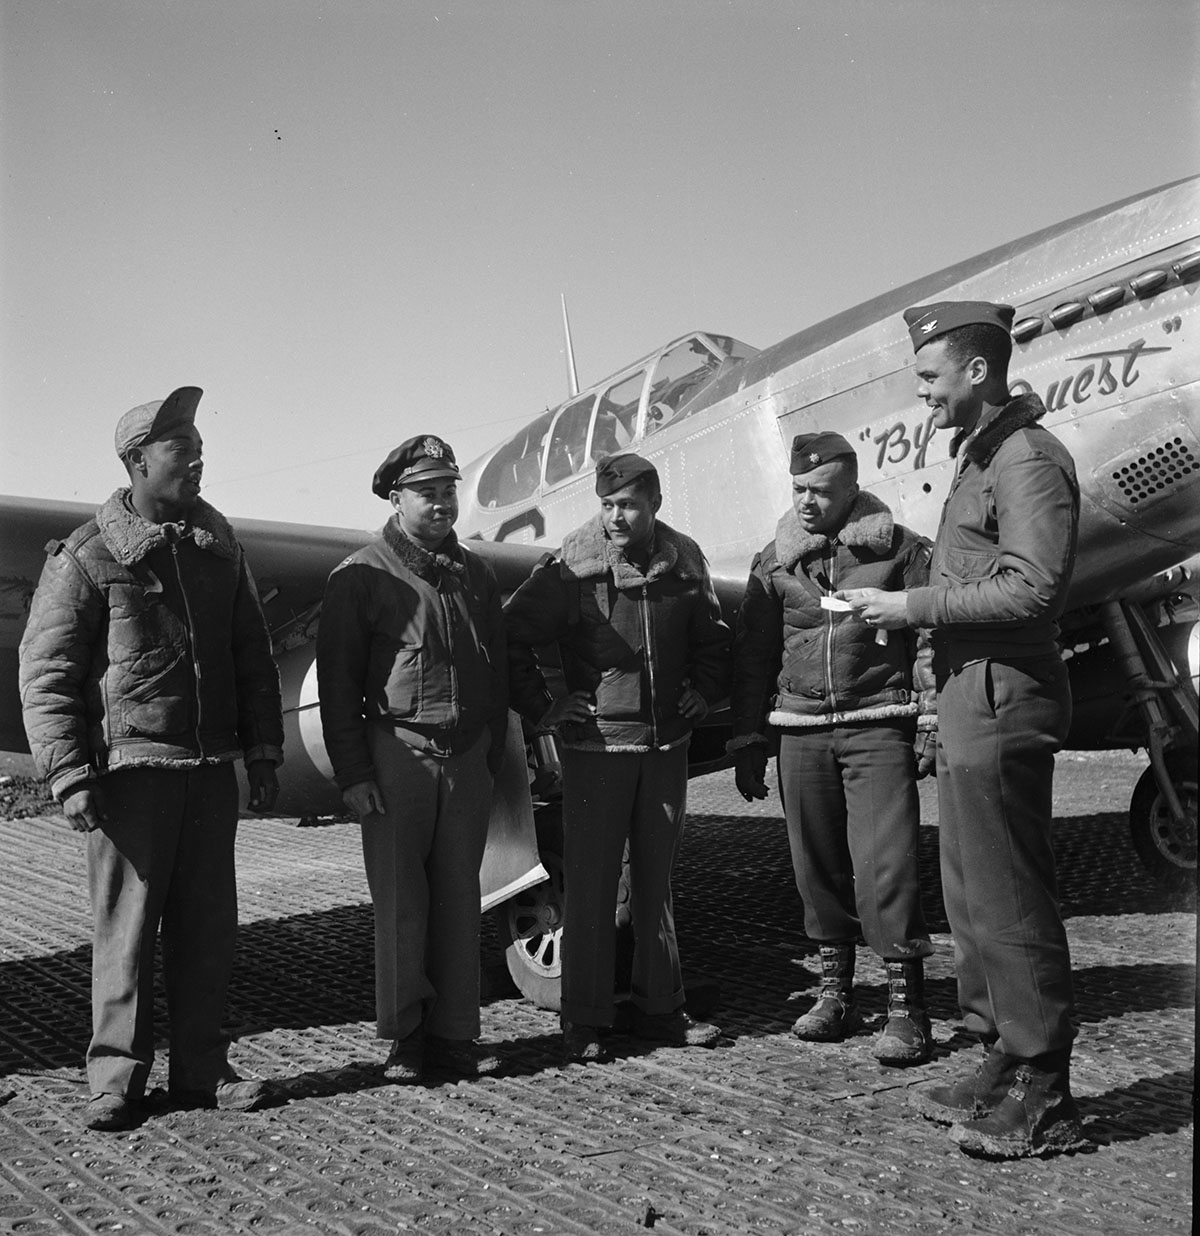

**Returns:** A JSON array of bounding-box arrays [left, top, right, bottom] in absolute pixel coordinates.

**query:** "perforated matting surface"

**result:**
[[1, 754, 1193, 1234]]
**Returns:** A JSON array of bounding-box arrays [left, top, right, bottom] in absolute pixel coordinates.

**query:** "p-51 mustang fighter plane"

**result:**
[[2, 176, 1197, 1009]]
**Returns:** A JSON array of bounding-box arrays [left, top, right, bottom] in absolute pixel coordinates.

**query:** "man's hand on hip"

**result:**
[[539, 690, 595, 731]]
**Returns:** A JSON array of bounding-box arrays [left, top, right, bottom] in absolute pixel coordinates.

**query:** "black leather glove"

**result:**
[[734, 745, 769, 802]]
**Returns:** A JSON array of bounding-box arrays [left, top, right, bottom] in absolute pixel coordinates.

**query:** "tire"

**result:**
[[498, 807, 565, 1011], [496, 804, 637, 1010], [1129, 752, 1197, 893]]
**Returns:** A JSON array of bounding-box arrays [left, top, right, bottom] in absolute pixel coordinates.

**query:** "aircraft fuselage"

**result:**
[[457, 178, 1200, 611]]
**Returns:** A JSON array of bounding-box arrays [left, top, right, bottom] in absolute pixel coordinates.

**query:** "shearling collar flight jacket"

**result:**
[[18, 489, 284, 800], [504, 515, 732, 753], [731, 490, 935, 742]]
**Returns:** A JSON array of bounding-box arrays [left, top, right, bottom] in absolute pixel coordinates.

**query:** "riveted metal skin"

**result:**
[[0, 753, 1193, 1234]]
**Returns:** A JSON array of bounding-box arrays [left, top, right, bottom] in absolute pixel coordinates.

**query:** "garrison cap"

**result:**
[[594, 452, 659, 497], [790, 431, 856, 475], [114, 387, 203, 458], [903, 301, 1015, 352], [372, 434, 461, 498]]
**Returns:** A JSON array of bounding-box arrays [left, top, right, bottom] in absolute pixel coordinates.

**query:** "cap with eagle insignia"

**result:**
[[902, 300, 1015, 352], [789, 431, 856, 475], [371, 434, 462, 498]]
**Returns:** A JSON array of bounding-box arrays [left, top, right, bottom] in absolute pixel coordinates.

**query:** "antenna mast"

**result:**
[[561, 293, 579, 397]]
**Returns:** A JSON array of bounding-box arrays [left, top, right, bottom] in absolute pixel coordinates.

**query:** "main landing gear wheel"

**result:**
[[498, 810, 565, 1011], [1129, 752, 1197, 893], [495, 808, 638, 1011], [499, 850, 565, 1011]]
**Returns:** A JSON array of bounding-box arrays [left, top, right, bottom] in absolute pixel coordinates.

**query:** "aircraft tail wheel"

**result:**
[[1129, 752, 1197, 892], [498, 806, 564, 1011]]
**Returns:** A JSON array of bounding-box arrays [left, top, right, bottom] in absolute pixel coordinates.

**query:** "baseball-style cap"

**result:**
[[902, 301, 1016, 352], [372, 435, 461, 498], [594, 452, 659, 497], [113, 387, 203, 458], [789, 431, 856, 476]]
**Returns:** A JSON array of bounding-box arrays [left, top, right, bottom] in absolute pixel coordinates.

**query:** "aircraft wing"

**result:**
[[0, 494, 552, 755], [1, 496, 102, 751], [202, 516, 552, 633]]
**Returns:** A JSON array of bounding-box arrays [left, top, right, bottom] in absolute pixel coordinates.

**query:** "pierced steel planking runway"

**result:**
[[0, 752, 1193, 1235]]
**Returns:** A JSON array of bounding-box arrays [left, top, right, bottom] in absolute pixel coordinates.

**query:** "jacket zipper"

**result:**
[[640, 583, 659, 747], [823, 549, 837, 713], [170, 541, 204, 752], [439, 579, 460, 727]]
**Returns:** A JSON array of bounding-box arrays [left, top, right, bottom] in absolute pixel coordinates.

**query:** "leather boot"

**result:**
[[950, 1049, 1087, 1159], [792, 943, 862, 1042], [910, 1040, 1016, 1124], [871, 960, 933, 1065]]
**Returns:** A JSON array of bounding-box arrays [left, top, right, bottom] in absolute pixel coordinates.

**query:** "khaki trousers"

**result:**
[[361, 726, 492, 1041]]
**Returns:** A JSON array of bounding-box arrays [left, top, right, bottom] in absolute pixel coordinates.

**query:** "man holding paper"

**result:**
[[730, 432, 937, 1064], [841, 301, 1083, 1159]]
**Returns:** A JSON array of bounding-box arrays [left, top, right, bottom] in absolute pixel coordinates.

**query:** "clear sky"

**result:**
[[2, 0, 1197, 531]]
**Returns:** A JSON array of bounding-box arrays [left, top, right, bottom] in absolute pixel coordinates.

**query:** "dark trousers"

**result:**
[[777, 721, 931, 960], [560, 745, 689, 1026], [86, 763, 239, 1100], [361, 726, 492, 1041], [937, 655, 1076, 1059]]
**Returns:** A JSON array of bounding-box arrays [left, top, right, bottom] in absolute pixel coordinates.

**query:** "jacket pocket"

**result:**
[[119, 695, 192, 738], [110, 655, 190, 739], [939, 546, 998, 584], [595, 658, 644, 721], [380, 642, 423, 718], [780, 635, 824, 698]]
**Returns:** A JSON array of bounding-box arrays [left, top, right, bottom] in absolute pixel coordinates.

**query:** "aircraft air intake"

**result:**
[[1111, 437, 1199, 507]]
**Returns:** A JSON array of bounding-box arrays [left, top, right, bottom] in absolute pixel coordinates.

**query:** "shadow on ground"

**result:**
[[3, 808, 1192, 1087]]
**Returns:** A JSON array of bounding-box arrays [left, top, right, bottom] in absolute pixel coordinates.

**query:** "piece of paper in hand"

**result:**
[[819, 595, 854, 612]]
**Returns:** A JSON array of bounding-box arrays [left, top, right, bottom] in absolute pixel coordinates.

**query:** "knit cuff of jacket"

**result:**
[[916, 715, 938, 733], [244, 745, 285, 767], [50, 766, 98, 802], [333, 765, 376, 792], [726, 733, 768, 755]]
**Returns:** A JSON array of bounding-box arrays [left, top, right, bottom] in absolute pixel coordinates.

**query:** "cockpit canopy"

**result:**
[[476, 332, 756, 509]]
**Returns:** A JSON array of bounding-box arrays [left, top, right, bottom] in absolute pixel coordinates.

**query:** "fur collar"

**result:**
[[97, 489, 237, 566], [558, 515, 707, 588], [952, 393, 1048, 466], [382, 516, 465, 583], [774, 489, 894, 571]]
